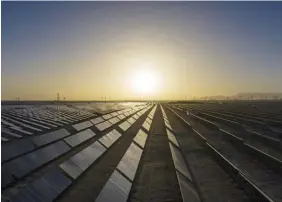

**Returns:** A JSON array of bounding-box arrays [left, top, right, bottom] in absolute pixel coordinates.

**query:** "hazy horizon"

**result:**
[[2, 2, 282, 100]]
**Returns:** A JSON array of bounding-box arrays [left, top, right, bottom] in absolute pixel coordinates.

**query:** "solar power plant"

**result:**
[[2, 102, 282, 202]]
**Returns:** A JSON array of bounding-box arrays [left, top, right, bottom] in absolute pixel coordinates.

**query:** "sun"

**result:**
[[131, 68, 158, 96]]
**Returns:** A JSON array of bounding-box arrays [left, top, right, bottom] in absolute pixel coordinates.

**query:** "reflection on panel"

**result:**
[[91, 117, 104, 125], [2, 139, 36, 162], [142, 121, 151, 132], [117, 142, 143, 181], [166, 129, 179, 147], [118, 114, 126, 120], [176, 171, 201, 202], [95, 170, 132, 202], [133, 129, 148, 148], [60, 159, 83, 179], [64, 129, 96, 147], [133, 114, 139, 120], [8, 167, 72, 202], [109, 117, 120, 125], [119, 121, 131, 131], [96, 121, 112, 131], [70, 141, 106, 171], [99, 129, 122, 148], [33, 128, 70, 147], [169, 143, 192, 181], [2, 141, 71, 187], [72, 121, 93, 131], [111, 112, 119, 117], [146, 118, 152, 125], [102, 114, 112, 120], [127, 117, 136, 124]]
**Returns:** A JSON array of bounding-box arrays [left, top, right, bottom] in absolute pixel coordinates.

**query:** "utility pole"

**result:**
[[57, 93, 60, 101]]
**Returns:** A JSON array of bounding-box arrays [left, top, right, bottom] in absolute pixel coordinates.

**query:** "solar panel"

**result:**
[[146, 118, 152, 124], [165, 121, 173, 130], [99, 130, 122, 148], [133, 129, 148, 148], [9, 167, 72, 202], [169, 143, 192, 181], [102, 114, 112, 120], [96, 121, 112, 131], [72, 121, 93, 131], [118, 114, 126, 120], [119, 121, 131, 131], [176, 171, 201, 202], [3, 141, 71, 183], [109, 117, 120, 125], [133, 114, 139, 120], [60, 159, 84, 179], [70, 141, 106, 171], [64, 129, 96, 147], [142, 121, 151, 132], [117, 142, 143, 181], [166, 129, 179, 147], [127, 117, 136, 124], [2, 139, 36, 162], [111, 112, 119, 117], [95, 170, 132, 202], [90, 117, 104, 125], [33, 128, 70, 147]]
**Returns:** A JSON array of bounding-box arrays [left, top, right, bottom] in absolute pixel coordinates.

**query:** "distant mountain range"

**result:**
[[198, 93, 282, 100]]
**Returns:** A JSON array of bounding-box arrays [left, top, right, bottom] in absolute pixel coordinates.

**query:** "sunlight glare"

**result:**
[[131, 67, 159, 96]]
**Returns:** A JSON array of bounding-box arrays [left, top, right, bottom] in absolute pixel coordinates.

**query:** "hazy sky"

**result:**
[[2, 2, 282, 100]]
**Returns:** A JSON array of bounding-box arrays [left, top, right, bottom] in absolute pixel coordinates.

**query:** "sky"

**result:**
[[2, 2, 282, 100]]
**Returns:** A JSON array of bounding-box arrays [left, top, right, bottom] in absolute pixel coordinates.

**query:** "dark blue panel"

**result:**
[[95, 170, 132, 202], [2, 139, 36, 162], [60, 159, 83, 179], [71, 141, 106, 171], [32, 129, 70, 147], [2, 141, 70, 182], [9, 167, 72, 202], [64, 129, 96, 147]]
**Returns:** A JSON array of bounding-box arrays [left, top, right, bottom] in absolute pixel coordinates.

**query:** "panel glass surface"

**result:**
[[117, 142, 143, 181], [91, 117, 104, 124], [64, 129, 96, 147], [33, 129, 70, 147], [119, 121, 131, 131], [95, 170, 132, 202], [176, 171, 201, 202], [169, 143, 192, 181], [59, 159, 83, 179], [133, 129, 148, 148], [166, 129, 179, 147], [96, 121, 112, 131], [142, 121, 151, 132], [103, 114, 113, 120], [109, 117, 120, 125], [99, 130, 122, 148], [72, 121, 93, 131]]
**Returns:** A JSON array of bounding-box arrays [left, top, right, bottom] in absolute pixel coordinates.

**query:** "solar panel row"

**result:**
[[2, 104, 151, 201], [161, 106, 201, 202], [95, 106, 156, 202]]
